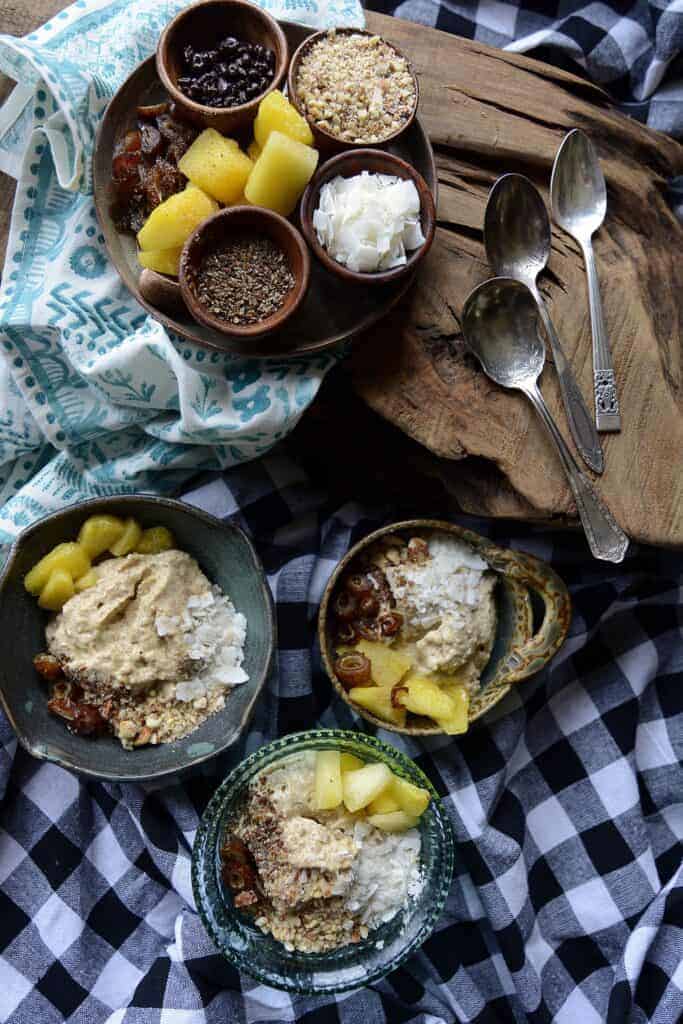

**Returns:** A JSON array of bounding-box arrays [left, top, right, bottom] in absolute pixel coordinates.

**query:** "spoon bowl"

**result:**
[[462, 277, 546, 388], [484, 174, 551, 285], [550, 129, 606, 241]]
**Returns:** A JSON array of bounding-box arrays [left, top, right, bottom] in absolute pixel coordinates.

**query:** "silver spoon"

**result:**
[[485, 173, 604, 475], [461, 277, 629, 563], [550, 129, 621, 433]]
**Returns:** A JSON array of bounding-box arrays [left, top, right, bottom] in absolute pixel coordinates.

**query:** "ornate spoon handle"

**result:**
[[582, 239, 621, 433], [523, 382, 629, 563]]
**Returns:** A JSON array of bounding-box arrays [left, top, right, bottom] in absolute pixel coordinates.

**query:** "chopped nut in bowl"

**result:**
[[192, 729, 454, 993], [287, 29, 419, 152]]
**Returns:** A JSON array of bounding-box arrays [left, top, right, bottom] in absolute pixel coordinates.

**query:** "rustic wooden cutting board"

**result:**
[[353, 13, 683, 548]]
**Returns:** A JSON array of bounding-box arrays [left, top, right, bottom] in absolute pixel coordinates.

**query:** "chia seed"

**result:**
[[195, 235, 295, 325]]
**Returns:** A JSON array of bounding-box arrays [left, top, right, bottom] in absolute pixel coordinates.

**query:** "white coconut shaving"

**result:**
[[313, 171, 425, 273], [155, 585, 248, 702]]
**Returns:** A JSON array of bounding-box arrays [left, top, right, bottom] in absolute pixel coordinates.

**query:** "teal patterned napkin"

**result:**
[[0, 0, 363, 545]]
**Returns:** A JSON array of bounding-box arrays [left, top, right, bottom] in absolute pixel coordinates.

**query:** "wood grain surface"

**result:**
[[0, 3, 681, 546], [353, 12, 683, 548]]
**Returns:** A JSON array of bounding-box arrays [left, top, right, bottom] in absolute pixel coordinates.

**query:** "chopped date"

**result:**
[[47, 681, 109, 737], [220, 836, 258, 894], [33, 652, 64, 681]]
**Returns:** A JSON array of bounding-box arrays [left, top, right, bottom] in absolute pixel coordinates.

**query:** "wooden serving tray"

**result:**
[[350, 13, 683, 549], [93, 21, 437, 358]]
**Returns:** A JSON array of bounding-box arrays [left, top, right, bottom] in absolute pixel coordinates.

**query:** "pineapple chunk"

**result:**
[[38, 568, 75, 611], [244, 131, 318, 216], [367, 811, 420, 833], [135, 526, 175, 555], [254, 90, 314, 149], [77, 514, 125, 558], [178, 128, 253, 205], [393, 674, 469, 735], [109, 518, 143, 557], [137, 184, 218, 252], [74, 569, 98, 593], [355, 640, 412, 689], [342, 762, 392, 813], [313, 750, 343, 810], [247, 140, 261, 163], [339, 753, 364, 773], [390, 776, 431, 817], [137, 245, 183, 277], [25, 543, 91, 595], [350, 685, 407, 727], [367, 791, 400, 815]]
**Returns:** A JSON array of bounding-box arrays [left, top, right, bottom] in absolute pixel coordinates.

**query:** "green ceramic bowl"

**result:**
[[0, 496, 275, 782], [192, 729, 454, 993]]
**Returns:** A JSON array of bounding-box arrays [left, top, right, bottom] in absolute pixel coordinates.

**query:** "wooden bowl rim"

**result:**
[[299, 148, 436, 285], [287, 27, 419, 150], [318, 519, 547, 736], [178, 205, 311, 338], [156, 0, 288, 121]]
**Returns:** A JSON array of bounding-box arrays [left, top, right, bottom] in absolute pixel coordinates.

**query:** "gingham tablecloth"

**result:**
[[1, 2, 683, 1023], [1, 449, 682, 1024]]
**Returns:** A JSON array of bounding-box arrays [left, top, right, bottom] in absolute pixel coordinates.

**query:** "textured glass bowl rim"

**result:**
[[191, 728, 455, 994]]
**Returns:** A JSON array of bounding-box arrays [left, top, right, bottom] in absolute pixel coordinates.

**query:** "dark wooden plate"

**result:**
[[93, 21, 437, 358]]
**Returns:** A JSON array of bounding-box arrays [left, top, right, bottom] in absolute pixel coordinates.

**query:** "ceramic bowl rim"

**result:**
[[191, 727, 455, 993], [0, 494, 275, 782]]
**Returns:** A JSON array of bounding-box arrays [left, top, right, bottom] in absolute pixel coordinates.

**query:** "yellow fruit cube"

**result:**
[[109, 518, 143, 557], [254, 90, 313, 150], [390, 776, 431, 817], [137, 246, 184, 277], [244, 131, 318, 216], [350, 685, 407, 727], [367, 791, 400, 815], [393, 675, 469, 735], [178, 128, 253, 205], [367, 811, 420, 833], [74, 569, 98, 592], [342, 762, 393, 813], [247, 140, 261, 163], [77, 515, 125, 558], [137, 184, 218, 252], [135, 526, 175, 555], [339, 753, 364, 773], [38, 569, 75, 611], [313, 750, 343, 810], [25, 543, 91, 595], [355, 640, 412, 689]]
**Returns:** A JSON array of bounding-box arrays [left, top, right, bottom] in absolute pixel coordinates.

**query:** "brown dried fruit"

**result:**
[[33, 653, 64, 681]]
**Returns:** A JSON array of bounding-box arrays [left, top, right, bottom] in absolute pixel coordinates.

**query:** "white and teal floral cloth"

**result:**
[[0, 0, 363, 545]]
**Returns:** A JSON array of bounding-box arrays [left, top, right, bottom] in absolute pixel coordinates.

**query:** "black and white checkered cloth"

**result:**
[[1, 448, 682, 1023], [365, 0, 683, 139], [2, 3, 683, 1023]]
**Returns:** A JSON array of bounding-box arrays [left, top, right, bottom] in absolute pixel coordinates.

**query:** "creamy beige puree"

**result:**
[[46, 550, 211, 693]]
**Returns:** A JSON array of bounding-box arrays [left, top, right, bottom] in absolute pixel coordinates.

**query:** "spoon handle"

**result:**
[[581, 239, 621, 433], [532, 288, 604, 474], [524, 382, 629, 563]]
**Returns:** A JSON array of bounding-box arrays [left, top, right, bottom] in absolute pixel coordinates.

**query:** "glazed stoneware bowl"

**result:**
[[192, 729, 454, 993], [319, 519, 571, 735], [0, 496, 275, 782], [300, 149, 436, 286], [156, 0, 288, 135]]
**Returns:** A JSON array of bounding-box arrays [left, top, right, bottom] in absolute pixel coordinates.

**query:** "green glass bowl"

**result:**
[[192, 728, 454, 993]]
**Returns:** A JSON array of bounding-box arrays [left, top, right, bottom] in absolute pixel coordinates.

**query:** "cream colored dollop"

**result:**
[[45, 550, 212, 694], [414, 576, 497, 676]]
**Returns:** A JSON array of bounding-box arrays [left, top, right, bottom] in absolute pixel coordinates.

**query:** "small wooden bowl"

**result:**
[[287, 28, 419, 153], [300, 149, 436, 286], [156, 0, 288, 135], [318, 520, 572, 736], [179, 206, 310, 339]]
